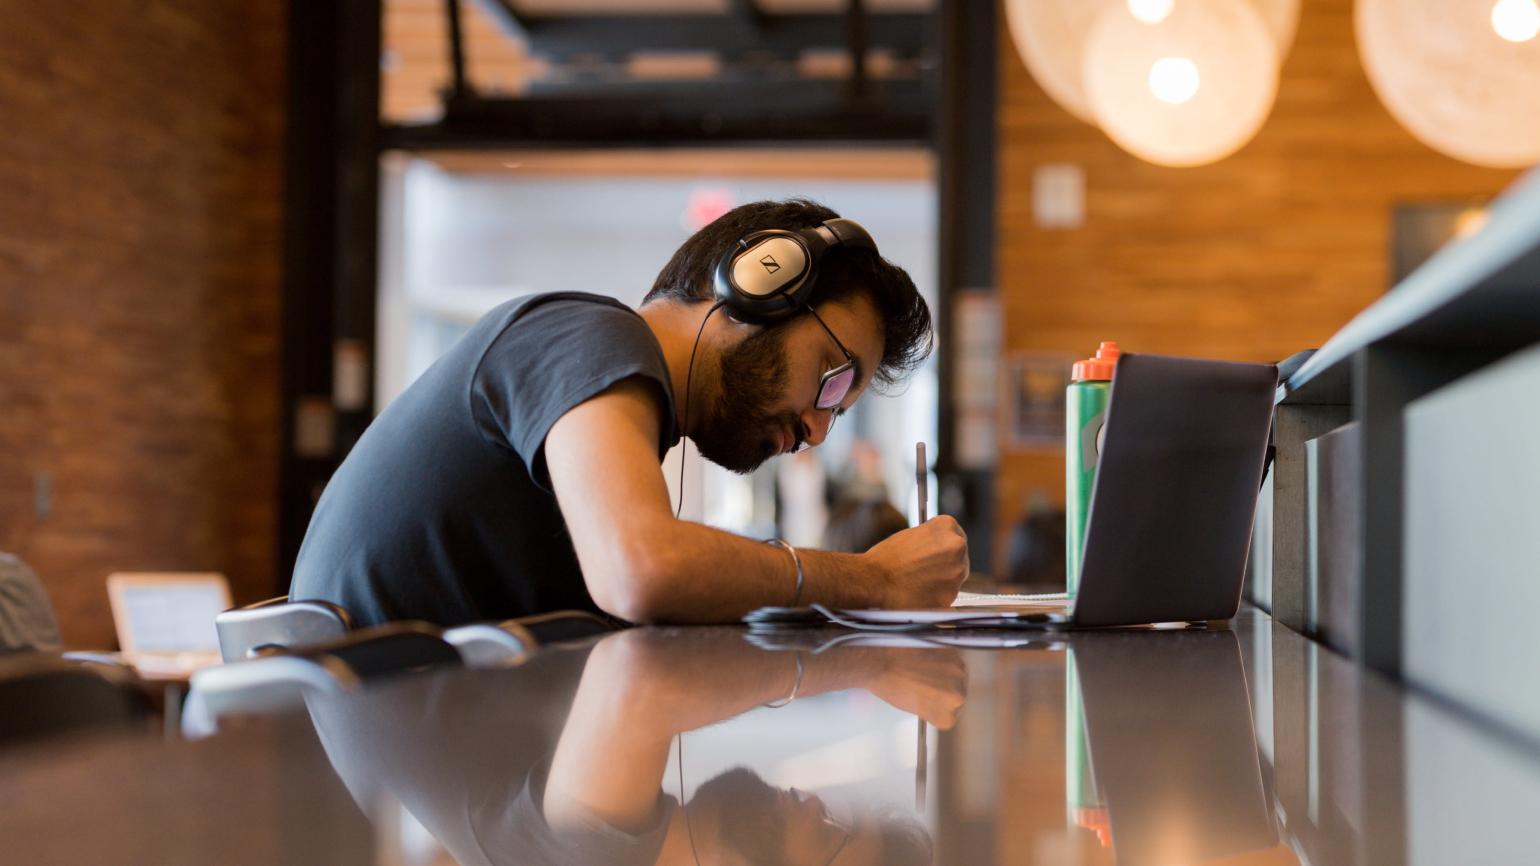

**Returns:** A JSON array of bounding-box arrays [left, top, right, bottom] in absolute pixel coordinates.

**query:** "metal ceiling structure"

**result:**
[[382, 0, 936, 148]]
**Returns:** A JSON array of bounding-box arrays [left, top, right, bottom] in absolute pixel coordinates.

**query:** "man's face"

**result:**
[[693, 295, 884, 474], [688, 767, 888, 866]]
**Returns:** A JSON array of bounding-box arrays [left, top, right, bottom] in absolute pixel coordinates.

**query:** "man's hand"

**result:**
[[864, 516, 970, 609], [863, 647, 969, 729]]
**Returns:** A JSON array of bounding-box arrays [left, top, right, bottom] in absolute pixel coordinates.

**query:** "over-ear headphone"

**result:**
[[711, 217, 878, 325]]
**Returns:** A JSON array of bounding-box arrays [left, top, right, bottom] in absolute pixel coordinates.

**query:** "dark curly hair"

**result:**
[[642, 198, 933, 390]]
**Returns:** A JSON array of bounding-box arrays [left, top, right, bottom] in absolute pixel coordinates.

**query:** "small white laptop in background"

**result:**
[[107, 572, 230, 678]]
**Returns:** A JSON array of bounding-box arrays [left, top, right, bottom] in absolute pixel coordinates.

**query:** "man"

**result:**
[[291, 199, 968, 626]]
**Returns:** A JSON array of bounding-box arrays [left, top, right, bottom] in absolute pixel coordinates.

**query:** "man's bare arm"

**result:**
[[543, 378, 967, 623], [544, 630, 966, 832]]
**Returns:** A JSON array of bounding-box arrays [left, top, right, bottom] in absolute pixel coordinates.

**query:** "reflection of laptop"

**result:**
[[107, 573, 230, 678], [778, 353, 1278, 630], [1071, 630, 1277, 863]]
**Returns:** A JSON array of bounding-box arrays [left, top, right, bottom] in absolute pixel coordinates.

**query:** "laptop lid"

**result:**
[[107, 572, 230, 666], [1072, 354, 1278, 627]]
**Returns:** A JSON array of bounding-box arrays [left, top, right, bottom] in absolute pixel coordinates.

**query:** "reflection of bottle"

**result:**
[[1065, 341, 1119, 595], [1065, 650, 1108, 845]]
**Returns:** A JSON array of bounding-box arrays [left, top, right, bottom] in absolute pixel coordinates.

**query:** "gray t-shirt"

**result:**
[[290, 293, 678, 627], [306, 651, 675, 866]]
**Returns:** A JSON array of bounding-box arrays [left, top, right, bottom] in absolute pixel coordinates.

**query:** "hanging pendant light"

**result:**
[[1357, 0, 1540, 168], [1082, 0, 1280, 167], [1004, 0, 1117, 122], [1006, 0, 1298, 126]]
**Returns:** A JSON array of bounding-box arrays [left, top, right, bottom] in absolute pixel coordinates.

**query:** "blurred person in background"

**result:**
[[0, 552, 62, 654], [1004, 491, 1067, 592], [823, 499, 909, 555], [775, 449, 830, 549]]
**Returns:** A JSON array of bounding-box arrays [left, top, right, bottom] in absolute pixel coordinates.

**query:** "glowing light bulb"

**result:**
[[1148, 57, 1200, 104], [1492, 0, 1540, 42], [1128, 0, 1175, 25]]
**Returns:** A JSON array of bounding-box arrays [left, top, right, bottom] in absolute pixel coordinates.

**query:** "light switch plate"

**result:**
[[1033, 163, 1086, 229]]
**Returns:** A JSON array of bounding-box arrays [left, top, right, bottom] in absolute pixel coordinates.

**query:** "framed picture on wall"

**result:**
[[1005, 351, 1073, 451]]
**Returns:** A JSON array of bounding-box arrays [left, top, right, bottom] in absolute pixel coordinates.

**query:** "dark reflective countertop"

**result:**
[[5, 608, 1540, 865]]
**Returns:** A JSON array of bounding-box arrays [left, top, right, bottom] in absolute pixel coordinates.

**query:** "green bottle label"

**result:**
[[1065, 380, 1110, 595]]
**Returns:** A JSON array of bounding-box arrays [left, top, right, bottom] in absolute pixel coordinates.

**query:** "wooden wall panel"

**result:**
[[993, 0, 1518, 559], [0, 2, 284, 647]]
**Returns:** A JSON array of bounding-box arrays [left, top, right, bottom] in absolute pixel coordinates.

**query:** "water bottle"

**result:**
[[1066, 341, 1119, 594]]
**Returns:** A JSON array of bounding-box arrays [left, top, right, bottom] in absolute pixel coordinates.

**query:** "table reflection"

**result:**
[[1066, 629, 1297, 866], [9, 609, 1540, 864], [307, 629, 967, 866], [300, 612, 1540, 866]]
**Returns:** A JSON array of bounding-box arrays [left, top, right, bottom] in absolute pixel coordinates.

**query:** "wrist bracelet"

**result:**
[[764, 651, 805, 708], [765, 538, 805, 606]]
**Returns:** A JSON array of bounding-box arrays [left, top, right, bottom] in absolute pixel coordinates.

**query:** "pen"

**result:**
[[916, 442, 927, 524], [915, 441, 928, 811]]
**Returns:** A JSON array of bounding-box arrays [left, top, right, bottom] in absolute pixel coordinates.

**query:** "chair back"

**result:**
[[215, 595, 353, 662], [442, 623, 531, 667], [292, 623, 462, 679], [187, 623, 459, 736], [509, 610, 618, 647], [0, 654, 153, 747], [186, 653, 359, 736]]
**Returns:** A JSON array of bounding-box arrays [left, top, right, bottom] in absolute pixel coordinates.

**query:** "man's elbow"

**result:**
[[587, 543, 679, 624]]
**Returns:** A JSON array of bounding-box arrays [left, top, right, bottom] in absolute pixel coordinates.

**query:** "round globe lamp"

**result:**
[[1357, 0, 1540, 168], [1083, 0, 1280, 167]]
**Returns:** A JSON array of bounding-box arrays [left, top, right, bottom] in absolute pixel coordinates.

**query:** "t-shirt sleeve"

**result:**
[[469, 297, 676, 491], [481, 760, 677, 866]]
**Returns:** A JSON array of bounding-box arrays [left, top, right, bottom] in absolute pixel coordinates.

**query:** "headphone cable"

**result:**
[[676, 301, 724, 519], [677, 732, 703, 866]]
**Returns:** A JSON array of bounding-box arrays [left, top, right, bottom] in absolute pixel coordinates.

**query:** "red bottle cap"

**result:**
[[1072, 341, 1121, 382], [1075, 806, 1112, 847]]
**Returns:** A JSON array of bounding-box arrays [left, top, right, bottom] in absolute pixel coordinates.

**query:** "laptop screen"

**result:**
[[115, 581, 227, 654]]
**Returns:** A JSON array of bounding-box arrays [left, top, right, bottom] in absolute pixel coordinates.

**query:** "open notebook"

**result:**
[[952, 590, 1069, 607], [742, 590, 1077, 630]]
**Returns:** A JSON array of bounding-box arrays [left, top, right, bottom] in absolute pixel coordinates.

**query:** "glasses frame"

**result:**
[[788, 307, 858, 454], [805, 306, 857, 413], [818, 812, 854, 865]]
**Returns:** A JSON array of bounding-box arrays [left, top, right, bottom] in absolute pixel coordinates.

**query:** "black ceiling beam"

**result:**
[[383, 84, 929, 150], [444, 0, 472, 100], [517, 62, 922, 93], [507, 13, 928, 60], [729, 0, 766, 32], [845, 0, 869, 102]]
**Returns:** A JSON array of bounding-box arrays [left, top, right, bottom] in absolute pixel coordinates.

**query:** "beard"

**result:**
[[691, 324, 802, 474]]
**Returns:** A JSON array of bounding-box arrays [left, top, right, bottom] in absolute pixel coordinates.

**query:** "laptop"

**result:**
[[748, 352, 1278, 630], [107, 572, 231, 678]]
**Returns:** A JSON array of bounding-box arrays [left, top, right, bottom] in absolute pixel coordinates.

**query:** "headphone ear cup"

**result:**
[[708, 218, 878, 325], [712, 231, 814, 325]]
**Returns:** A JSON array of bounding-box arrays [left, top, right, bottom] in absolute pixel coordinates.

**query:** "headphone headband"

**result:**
[[712, 218, 878, 325]]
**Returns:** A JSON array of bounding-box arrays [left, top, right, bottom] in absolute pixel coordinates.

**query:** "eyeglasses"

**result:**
[[794, 308, 857, 452], [817, 812, 854, 865]]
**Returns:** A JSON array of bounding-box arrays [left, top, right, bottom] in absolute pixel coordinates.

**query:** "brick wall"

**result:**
[[0, 2, 285, 647], [994, 0, 1518, 564]]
